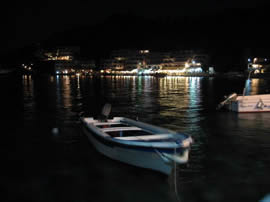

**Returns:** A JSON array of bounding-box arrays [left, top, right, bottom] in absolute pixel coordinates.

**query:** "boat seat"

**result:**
[[114, 134, 173, 141], [101, 126, 142, 133], [94, 122, 122, 126]]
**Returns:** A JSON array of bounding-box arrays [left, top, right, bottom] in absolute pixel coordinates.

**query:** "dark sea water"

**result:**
[[2, 74, 270, 202]]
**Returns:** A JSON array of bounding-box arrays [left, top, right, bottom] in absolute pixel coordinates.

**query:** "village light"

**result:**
[[254, 58, 258, 63]]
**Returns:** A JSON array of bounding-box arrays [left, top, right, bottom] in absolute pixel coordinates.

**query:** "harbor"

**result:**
[[2, 46, 270, 80], [2, 2, 270, 201], [2, 46, 270, 202], [2, 74, 270, 202]]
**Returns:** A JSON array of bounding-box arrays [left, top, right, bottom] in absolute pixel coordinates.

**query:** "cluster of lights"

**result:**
[[190, 60, 201, 66], [252, 64, 263, 68], [47, 55, 71, 61], [22, 64, 33, 71], [248, 58, 268, 63], [139, 50, 149, 54], [100, 59, 205, 76], [248, 57, 269, 74], [99, 66, 203, 76], [55, 69, 93, 75], [115, 57, 125, 61]]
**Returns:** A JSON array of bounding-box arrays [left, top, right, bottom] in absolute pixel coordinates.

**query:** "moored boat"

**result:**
[[81, 107, 192, 175], [218, 93, 270, 113], [217, 71, 270, 113]]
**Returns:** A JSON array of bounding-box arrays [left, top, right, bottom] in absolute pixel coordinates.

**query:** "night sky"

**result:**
[[1, 0, 270, 56]]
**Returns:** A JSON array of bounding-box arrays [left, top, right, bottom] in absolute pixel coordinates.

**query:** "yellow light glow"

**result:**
[[252, 64, 262, 68], [139, 50, 149, 54]]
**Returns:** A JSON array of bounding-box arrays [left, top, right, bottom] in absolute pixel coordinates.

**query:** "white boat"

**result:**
[[80, 106, 192, 175], [217, 71, 270, 113], [218, 93, 270, 113]]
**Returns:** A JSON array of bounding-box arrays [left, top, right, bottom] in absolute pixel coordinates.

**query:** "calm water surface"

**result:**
[[2, 75, 270, 202]]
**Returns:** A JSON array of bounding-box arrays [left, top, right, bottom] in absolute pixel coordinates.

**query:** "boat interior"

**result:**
[[93, 121, 173, 141]]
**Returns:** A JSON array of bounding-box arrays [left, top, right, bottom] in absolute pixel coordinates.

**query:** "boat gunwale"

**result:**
[[81, 117, 192, 150]]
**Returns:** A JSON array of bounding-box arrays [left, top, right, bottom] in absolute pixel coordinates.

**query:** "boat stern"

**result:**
[[161, 149, 190, 164]]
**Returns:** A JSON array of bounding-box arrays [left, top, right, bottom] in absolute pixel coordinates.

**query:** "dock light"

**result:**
[[192, 60, 195, 64], [254, 58, 258, 63], [131, 69, 138, 73], [248, 58, 251, 62], [56, 71, 60, 74], [254, 69, 260, 74], [139, 50, 149, 54]]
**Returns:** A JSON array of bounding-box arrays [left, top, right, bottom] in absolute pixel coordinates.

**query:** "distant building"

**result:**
[[37, 46, 80, 61], [34, 46, 95, 75], [100, 49, 209, 75], [100, 49, 149, 72]]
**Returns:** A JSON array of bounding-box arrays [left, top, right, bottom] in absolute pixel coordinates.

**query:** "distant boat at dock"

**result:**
[[217, 70, 270, 113], [218, 93, 270, 113]]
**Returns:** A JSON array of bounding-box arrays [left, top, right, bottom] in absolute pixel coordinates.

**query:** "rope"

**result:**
[[136, 134, 181, 201], [174, 146, 181, 202]]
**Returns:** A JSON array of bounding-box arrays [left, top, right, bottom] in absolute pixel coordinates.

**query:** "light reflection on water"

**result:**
[[5, 75, 270, 202], [245, 78, 270, 95]]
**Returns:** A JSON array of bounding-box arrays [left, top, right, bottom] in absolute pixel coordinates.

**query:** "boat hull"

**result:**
[[82, 125, 186, 175], [226, 94, 270, 113]]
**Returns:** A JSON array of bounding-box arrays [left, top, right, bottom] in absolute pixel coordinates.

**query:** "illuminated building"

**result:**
[[38, 46, 80, 61], [100, 49, 210, 76], [34, 46, 96, 75], [247, 57, 270, 74], [100, 49, 150, 72]]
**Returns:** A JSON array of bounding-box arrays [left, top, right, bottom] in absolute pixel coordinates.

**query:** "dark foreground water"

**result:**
[[2, 74, 270, 202]]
